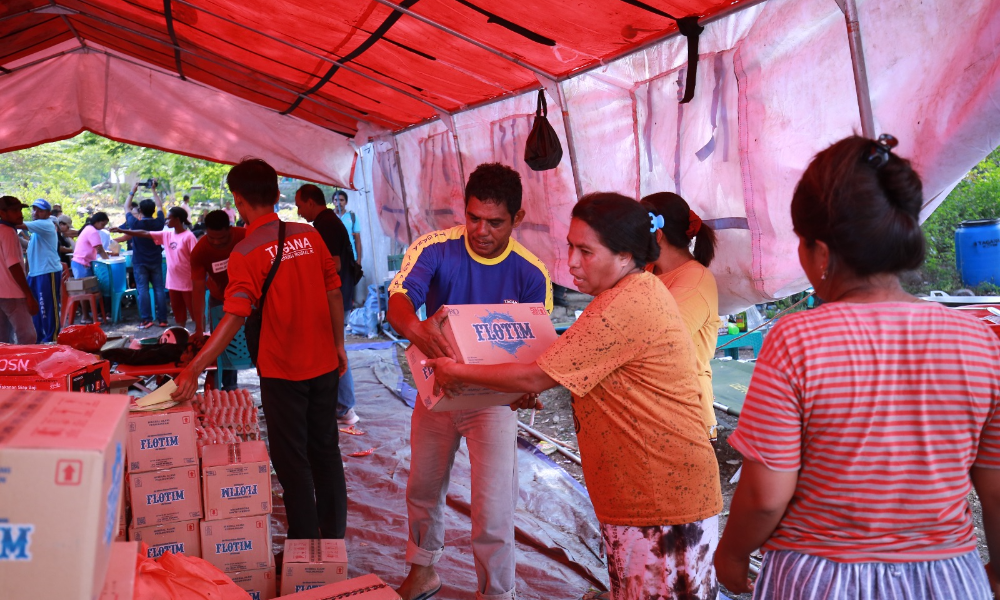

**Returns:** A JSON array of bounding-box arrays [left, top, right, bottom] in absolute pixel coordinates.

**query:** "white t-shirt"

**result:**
[[149, 229, 197, 291], [0, 226, 26, 298]]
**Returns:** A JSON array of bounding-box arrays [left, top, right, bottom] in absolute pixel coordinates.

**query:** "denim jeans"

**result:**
[[405, 401, 518, 600], [70, 261, 93, 278], [336, 366, 355, 415], [133, 261, 167, 323]]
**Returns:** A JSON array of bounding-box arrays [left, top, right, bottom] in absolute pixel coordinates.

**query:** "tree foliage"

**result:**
[[909, 147, 1000, 295]]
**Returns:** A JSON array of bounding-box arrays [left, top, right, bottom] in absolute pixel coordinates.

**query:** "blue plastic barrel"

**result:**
[[955, 219, 1000, 286]]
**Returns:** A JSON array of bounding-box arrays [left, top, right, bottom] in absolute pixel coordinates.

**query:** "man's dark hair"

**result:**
[[226, 157, 279, 208], [138, 199, 156, 217], [297, 184, 327, 206], [333, 190, 348, 203], [204, 210, 231, 231], [464, 163, 522, 218]]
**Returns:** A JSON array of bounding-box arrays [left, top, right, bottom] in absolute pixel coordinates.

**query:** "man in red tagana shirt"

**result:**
[[173, 158, 349, 539]]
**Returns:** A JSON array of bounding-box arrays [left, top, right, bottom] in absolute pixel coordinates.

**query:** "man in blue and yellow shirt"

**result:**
[[388, 163, 552, 600]]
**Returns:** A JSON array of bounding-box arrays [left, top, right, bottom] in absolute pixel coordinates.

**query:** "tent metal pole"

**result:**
[[836, 0, 876, 138], [391, 136, 415, 245], [556, 81, 584, 200], [370, 0, 559, 81]]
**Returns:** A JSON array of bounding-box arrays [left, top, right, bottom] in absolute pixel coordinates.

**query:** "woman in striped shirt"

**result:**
[[715, 135, 1000, 599]]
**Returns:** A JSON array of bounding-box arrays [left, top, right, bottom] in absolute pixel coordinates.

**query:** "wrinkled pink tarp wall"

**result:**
[[371, 0, 1000, 312], [0, 40, 358, 188]]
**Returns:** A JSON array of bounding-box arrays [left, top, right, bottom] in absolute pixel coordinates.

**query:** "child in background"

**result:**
[[114, 207, 197, 327]]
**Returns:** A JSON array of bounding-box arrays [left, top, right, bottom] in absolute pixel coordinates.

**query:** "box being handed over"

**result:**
[[0, 390, 129, 600], [280, 538, 348, 595], [202, 441, 271, 520], [405, 303, 556, 411], [126, 404, 198, 473], [200, 515, 273, 574]]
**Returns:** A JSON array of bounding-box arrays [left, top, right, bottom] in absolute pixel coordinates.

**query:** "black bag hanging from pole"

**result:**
[[524, 90, 563, 171]]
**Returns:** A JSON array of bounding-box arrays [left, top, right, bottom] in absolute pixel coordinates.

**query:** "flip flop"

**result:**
[[411, 584, 442, 600]]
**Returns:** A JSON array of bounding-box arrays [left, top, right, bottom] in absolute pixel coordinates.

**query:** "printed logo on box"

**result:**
[[146, 490, 185, 505], [140, 435, 180, 450], [296, 585, 322, 593], [249, 593, 261, 600], [103, 443, 124, 544], [0, 524, 34, 560], [147, 542, 185, 558], [471, 311, 536, 356], [216, 540, 252, 554], [220, 484, 258, 499]]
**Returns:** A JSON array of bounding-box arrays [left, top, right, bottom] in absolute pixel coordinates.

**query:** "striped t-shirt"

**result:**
[[729, 301, 1000, 562]]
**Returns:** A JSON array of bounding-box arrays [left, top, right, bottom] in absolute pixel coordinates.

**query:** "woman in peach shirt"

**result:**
[[642, 192, 721, 440]]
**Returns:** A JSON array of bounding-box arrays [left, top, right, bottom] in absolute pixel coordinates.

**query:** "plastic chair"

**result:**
[[93, 259, 137, 323], [61, 270, 106, 325], [208, 303, 253, 373]]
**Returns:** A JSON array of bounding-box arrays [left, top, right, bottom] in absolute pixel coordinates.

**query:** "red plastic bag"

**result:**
[[57, 324, 107, 353], [134, 543, 248, 600]]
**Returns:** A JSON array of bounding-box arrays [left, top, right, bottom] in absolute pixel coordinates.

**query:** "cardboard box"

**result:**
[[0, 390, 129, 600], [129, 519, 202, 559], [129, 465, 203, 526], [0, 345, 110, 393], [280, 539, 349, 595], [230, 567, 277, 600], [200, 515, 272, 574], [126, 404, 198, 472], [406, 303, 557, 411], [98, 541, 138, 600], [116, 478, 127, 542], [278, 574, 401, 599], [67, 276, 100, 293], [202, 441, 271, 520]]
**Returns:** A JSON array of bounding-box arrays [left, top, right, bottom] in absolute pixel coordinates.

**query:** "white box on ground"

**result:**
[[277, 574, 401, 599], [405, 303, 556, 411], [280, 538, 349, 595], [98, 541, 138, 600], [229, 566, 277, 600], [0, 390, 129, 600]]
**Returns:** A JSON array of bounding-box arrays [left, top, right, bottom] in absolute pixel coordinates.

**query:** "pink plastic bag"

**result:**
[[134, 543, 248, 600]]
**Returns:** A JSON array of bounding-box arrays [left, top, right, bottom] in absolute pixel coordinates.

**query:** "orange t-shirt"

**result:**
[[650, 260, 721, 433], [537, 271, 722, 526]]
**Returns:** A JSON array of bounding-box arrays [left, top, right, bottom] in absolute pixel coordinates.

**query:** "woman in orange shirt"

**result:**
[[426, 193, 722, 600], [641, 193, 720, 440]]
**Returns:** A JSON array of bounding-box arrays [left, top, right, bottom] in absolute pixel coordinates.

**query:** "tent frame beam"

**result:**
[[835, 0, 876, 138], [369, 0, 559, 81], [171, 0, 452, 115]]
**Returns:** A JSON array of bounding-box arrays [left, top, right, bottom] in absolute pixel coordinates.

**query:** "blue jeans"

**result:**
[[134, 261, 167, 323], [70, 261, 93, 278], [336, 366, 355, 415]]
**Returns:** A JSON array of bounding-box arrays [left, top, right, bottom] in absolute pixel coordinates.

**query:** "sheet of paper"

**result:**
[[135, 379, 177, 407]]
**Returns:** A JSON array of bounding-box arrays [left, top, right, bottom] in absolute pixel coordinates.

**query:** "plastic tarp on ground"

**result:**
[[310, 343, 608, 598]]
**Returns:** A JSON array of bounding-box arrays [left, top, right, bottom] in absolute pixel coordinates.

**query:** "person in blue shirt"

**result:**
[[388, 163, 552, 600], [21, 199, 63, 342], [333, 190, 363, 265], [124, 180, 167, 329]]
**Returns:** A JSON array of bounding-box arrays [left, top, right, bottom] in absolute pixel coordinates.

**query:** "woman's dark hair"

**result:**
[[88, 211, 109, 226], [465, 163, 522, 219], [641, 192, 716, 267], [226, 157, 279, 208], [168, 207, 190, 227], [571, 193, 659, 268], [791, 135, 924, 277]]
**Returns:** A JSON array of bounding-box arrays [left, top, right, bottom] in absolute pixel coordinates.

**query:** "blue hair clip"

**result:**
[[649, 212, 664, 233]]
